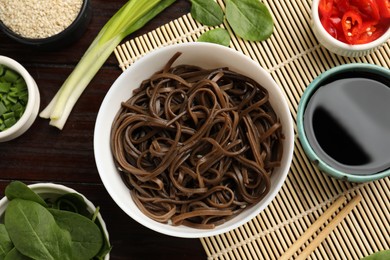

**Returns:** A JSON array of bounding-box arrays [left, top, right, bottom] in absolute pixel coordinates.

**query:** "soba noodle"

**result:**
[[111, 52, 284, 229]]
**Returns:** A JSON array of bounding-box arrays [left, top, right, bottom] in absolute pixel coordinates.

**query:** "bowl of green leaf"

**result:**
[[0, 181, 111, 260]]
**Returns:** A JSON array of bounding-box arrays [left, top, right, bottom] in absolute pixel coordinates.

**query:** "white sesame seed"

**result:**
[[0, 0, 83, 39]]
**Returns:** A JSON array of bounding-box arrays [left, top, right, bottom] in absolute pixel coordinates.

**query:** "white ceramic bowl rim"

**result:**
[[0, 56, 39, 139], [94, 42, 294, 238], [311, 0, 390, 50]]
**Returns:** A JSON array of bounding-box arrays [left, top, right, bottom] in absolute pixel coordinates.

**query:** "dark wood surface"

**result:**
[[0, 1, 206, 259]]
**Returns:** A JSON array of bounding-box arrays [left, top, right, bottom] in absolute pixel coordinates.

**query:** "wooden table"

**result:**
[[0, 1, 206, 259]]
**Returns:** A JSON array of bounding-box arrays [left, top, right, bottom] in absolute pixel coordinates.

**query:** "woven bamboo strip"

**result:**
[[114, 0, 390, 259]]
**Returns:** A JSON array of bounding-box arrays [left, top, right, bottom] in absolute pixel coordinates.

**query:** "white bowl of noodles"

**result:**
[[94, 42, 294, 238]]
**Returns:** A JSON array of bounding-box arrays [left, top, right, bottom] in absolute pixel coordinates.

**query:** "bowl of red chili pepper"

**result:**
[[312, 0, 390, 57]]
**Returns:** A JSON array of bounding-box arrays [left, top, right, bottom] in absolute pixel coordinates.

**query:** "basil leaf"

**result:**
[[4, 248, 31, 260], [4, 199, 71, 260], [197, 28, 231, 46], [5, 181, 47, 207], [225, 0, 273, 41], [190, 0, 224, 26], [0, 224, 13, 260], [49, 208, 103, 260]]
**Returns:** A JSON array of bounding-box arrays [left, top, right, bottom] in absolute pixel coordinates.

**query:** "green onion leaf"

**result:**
[[40, 0, 176, 130]]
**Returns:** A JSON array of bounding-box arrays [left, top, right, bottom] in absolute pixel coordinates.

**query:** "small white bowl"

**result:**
[[94, 42, 294, 238], [0, 56, 40, 142], [311, 0, 390, 57], [0, 182, 110, 260]]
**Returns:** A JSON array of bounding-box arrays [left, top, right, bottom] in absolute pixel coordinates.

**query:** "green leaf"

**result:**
[[4, 199, 72, 260], [51, 194, 111, 259], [0, 224, 13, 260], [190, 0, 224, 26], [225, 0, 273, 41], [361, 250, 390, 260], [4, 248, 31, 260], [5, 199, 104, 260], [5, 181, 47, 207], [49, 208, 103, 260], [51, 193, 90, 217], [92, 208, 112, 260], [197, 28, 231, 46]]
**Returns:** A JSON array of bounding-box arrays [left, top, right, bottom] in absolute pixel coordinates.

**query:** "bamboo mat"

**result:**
[[114, 0, 390, 259]]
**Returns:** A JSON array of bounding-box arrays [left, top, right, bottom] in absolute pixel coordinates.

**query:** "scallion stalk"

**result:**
[[40, 0, 176, 129]]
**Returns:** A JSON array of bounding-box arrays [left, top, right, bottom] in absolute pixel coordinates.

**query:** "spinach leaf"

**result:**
[[0, 224, 13, 260], [225, 0, 273, 41], [5, 181, 47, 207], [92, 208, 112, 260], [190, 0, 224, 26], [51, 193, 90, 217], [49, 208, 103, 260], [52, 195, 111, 259], [1, 181, 109, 259], [4, 199, 72, 260], [361, 250, 390, 260], [4, 248, 31, 260], [197, 28, 231, 46]]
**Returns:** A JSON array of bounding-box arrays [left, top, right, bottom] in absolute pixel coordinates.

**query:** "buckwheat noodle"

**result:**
[[111, 52, 284, 229]]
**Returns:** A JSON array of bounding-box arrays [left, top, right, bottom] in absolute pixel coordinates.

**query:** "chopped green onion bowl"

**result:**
[[0, 65, 28, 131]]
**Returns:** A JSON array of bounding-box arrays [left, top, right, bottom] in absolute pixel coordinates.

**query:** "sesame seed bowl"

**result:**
[[0, 0, 92, 50]]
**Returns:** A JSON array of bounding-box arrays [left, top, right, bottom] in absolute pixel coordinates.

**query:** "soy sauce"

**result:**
[[303, 74, 390, 175]]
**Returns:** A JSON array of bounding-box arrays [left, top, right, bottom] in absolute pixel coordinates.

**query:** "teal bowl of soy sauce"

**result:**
[[297, 63, 390, 182]]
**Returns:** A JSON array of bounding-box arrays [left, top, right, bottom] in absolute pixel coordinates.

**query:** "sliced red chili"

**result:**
[[376, 0, 390, 19], [330, 17, 347, 41], [355, 21, 387, 43], [334, 0, 351, 14], [319, 0, 334, 19], [319, 0, 388, 44], [351, 0, 380, 21], [319, 0, 346, 40], [342, 10, 363, 43]]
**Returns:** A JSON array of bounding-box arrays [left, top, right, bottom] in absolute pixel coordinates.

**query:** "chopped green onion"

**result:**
[[11, 102, 23, 112], [40, 0, 176, 129], [3, 111, 14, 120], [0, 101, 7, 117], [0, 82, 11, 93], [0, 65, 28, 131], [2, 69, 20, 82], [4, 117, 16, 128], [6, 95, 17, 104]]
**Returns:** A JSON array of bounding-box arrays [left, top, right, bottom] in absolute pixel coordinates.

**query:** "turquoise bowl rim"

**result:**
[[297, 63, 390, 183]]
